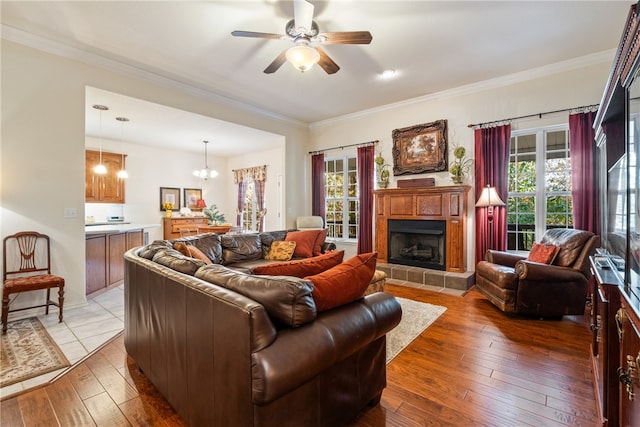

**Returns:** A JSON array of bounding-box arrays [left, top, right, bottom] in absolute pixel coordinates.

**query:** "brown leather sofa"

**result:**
[[475, 228, 599, 317], [123, 234, 402, 427]]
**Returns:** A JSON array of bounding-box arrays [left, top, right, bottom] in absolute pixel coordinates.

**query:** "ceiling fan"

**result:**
[[231, 0, 372, 74]]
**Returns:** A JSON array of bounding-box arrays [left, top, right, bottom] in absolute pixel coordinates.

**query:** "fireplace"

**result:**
[[388, 219, 446, 270], [374, 186, 469, 272]]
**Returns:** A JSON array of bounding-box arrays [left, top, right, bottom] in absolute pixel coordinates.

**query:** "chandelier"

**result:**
[[193, 140, 218, 180]]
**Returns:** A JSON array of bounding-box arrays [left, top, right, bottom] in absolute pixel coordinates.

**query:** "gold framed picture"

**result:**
[[392, 120, 448, 175]]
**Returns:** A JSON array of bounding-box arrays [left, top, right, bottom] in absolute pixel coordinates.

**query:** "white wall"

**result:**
[[1, 40, 308, 312], [309, 60, 613, 269]]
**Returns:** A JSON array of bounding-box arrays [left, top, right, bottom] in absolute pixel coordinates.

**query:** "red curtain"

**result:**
[[311, 153, 325, 220], [474, 125, 511, 264], [569, 111, 600, 234], [357, 145, 375, 254]]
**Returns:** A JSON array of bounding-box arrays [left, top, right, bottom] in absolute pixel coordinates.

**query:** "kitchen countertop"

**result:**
[[85, 223, 160, 235]]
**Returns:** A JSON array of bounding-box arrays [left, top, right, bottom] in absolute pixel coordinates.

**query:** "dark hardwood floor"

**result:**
[[1, 284, 598, 426]]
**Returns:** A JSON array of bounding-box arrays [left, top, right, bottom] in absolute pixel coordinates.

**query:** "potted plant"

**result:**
[[203, 204, 226, 225], [375, 151, 391, 189], [449, 145, 473, 184]]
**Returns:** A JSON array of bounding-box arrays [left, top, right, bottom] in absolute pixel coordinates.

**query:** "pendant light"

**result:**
[[115, 116, 129, 179], [193, 140, 219, 180], [92, 104, 109, 174]]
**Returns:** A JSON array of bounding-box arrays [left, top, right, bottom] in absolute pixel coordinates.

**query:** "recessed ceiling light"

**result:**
[[381, 69, 397, 79]]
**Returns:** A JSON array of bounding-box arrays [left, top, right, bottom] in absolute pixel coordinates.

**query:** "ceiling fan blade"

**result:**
[[320, 31, 373, 45], [264, 50, 288, 74], [293, 0, 314, 33], [231, 30, 283, 40], [315, 47, 339, 74]]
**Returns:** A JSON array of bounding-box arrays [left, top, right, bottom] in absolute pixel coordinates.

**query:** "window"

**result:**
[[507, 126, 572, 251], [241, 180, 259, 232], [325, 155, 359, 239]]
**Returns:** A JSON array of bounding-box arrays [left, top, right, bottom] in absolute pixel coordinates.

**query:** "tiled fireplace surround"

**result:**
[[374, 185, 475, 291]]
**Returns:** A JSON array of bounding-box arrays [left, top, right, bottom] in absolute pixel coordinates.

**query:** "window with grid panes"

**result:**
[[324, 156, 359, 239], [241, 180, 259, 232], [507, 126, 572, 251]]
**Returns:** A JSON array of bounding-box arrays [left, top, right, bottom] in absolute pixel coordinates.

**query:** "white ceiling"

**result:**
[[1, 0, 632, 155]]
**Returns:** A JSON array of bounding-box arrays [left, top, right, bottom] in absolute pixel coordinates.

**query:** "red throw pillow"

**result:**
[[527, 242, 560, 264], [285, 230, 322, 258], [305, 252, 378, 312], [252, 250, 345, 278]]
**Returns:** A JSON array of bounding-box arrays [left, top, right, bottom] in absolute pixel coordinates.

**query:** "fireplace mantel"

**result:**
[[374, 185, 471, 273]]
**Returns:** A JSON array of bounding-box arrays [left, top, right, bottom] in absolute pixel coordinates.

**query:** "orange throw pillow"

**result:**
[[285, 230, 322, 258], [253, 250, 345, 278], [305, 252, 378, 312], [313, 228, 329, 256], [527, 243, 560, 264]]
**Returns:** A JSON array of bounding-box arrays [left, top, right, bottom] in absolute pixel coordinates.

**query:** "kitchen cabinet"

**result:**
[[86, 234, 107, 295], [163, 217, 208, 239], [86, 229, 143, 295], [85, 149, 126, 203]]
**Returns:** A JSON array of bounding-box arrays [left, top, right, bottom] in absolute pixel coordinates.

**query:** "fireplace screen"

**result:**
[[388, 219, 446, 270]]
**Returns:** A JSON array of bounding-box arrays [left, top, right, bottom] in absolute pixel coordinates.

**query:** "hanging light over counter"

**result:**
[[92, 104, 109, 174], [115, 116, 129, 179]]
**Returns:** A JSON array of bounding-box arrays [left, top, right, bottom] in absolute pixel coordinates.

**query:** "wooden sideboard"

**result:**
[[374, 185, 470, 273], [163, 217, 208, 239]]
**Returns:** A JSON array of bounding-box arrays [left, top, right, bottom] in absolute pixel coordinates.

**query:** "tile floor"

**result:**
[[0, 285, 125, 399]]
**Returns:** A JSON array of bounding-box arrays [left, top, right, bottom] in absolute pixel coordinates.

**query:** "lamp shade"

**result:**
[[196, 199, 207, 209], [476, 186, 505, 208], [286, 44, 320, 72]]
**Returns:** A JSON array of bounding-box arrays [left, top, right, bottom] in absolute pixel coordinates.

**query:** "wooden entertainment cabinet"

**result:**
[[373, 185, 470, 273], [591, 4, 640, 425]]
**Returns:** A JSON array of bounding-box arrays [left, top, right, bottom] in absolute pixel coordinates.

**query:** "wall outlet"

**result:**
[[64, 207, 77, 218]]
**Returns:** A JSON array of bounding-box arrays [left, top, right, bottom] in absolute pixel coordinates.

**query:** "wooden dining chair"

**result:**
[[2, 231, 65, 334]]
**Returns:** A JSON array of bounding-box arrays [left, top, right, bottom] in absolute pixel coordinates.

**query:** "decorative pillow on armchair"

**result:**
[[527, 242, 560, 264], [304, 252, 377, 312]]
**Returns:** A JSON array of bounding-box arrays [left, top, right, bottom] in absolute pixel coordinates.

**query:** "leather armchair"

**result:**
[[475, 228, 600, 317]]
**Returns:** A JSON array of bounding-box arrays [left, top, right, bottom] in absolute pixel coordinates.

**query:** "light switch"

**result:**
[[64, 208, 77, 218]]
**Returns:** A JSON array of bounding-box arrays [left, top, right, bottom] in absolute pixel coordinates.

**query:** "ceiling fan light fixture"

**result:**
[[286, 44, 320, 72]]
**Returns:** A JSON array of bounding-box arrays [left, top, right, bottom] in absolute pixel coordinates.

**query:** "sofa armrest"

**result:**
[[485, 250, 526, 267], [515, 260, 586, 282], [251, 292, 401, 405]]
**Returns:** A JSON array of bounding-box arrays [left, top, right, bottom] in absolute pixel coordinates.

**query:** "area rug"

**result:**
[[386, 297, 447, 363], [0, 317, 70, 387]]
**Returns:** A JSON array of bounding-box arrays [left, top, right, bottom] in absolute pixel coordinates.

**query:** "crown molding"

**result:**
[[310, 49, 615, 129], [1, 24, 306, 128]]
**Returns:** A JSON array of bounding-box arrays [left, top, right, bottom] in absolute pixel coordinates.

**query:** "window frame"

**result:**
[[507, 124, 572, 251], [324, 154, 359, 242]]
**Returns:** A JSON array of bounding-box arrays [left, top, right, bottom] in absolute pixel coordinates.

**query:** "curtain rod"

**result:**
[[309, 140, 379, 155], [467, 103, 599, 129]]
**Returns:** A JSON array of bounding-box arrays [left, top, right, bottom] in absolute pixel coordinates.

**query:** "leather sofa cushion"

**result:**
[[221, 234, 263, 265], [196, 264, 317, 327], [540, 228, 594, 267], [152, 248, 207, 275], [173, 233, 223, 264], [259, 230, 289, 258], [138, 240, 172, 259], [252, 250, 345, 278]]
